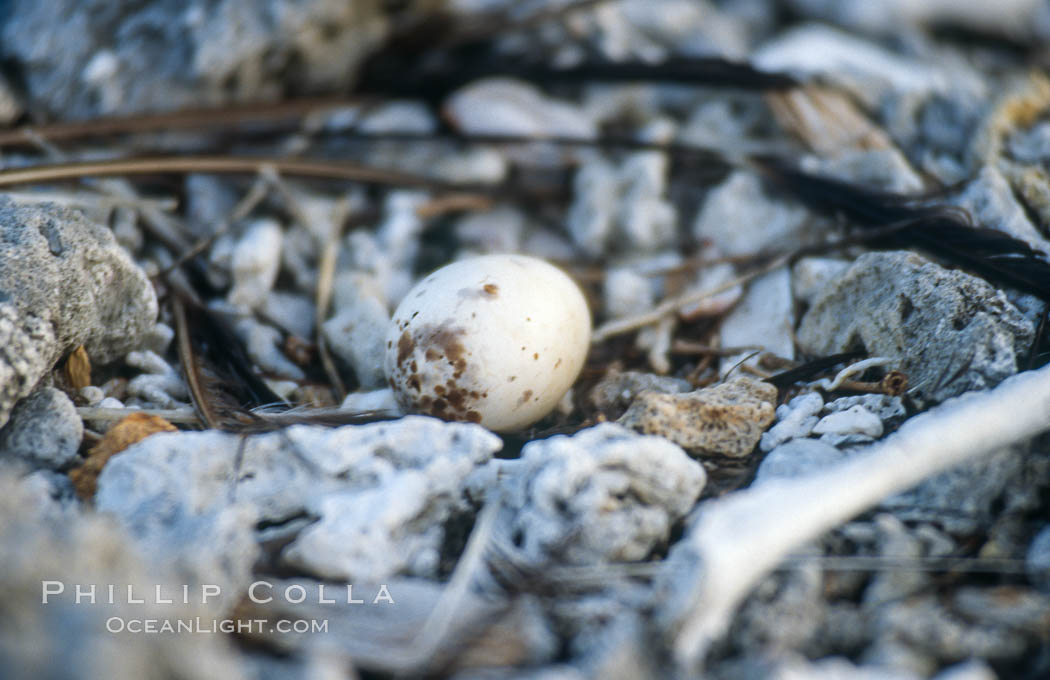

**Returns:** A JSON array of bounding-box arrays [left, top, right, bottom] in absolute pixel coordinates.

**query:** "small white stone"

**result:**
[[813, 405, 884, 438], [228, 219, 283, 309], [141, 322, 175, 356], [79, 385, 106, 406], [454, 206, 525, 256], [1026, 525, 1050, 592], [263, 291, 316, 339], [754, 438, 846, 485], [693, 171, 811, 257], [340, 389, 402, 414], [679, 259, 743, 320], [324, 287, 391, 389], [792, 257, 851, 306], [604, 267, 655, 319], [433, 148, 508, 185], [265, 380, 298, 402], [720, 266, 795, 369], [386, 255, 591, 432], [760, 391, 824, 452], [615, 119, 678, 252], [126, 350, 188, 408], [356, 100, 436, 134], [445, 77, 598, 140], [234, 317, 304, 381], [566, 157, 618, 256]]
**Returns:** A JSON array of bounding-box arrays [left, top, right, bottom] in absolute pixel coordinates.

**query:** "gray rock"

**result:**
[[952, 165, 1050, 254], [603, 267, 656, 319], [589, 370, 691, 417], [1007, 121, 1050, 164], [0, 387, 82, 471], [1, 0, 395, 120], [125, 349, 189, 408], [233, 316, 304, 381], [566, 157, 618, 257], [792, 257, 851, 306], [574, 610, 658, 680], [731, 556, 826, 656], [862, 514, 929, 608], [264, 291, 316, 339], [754, 438, 845, 484], [1026, 525, 1050, 591], [228, 219, 283, 309], [550, 583, 653, 664], [455, 206, 525, 256], [755, 23, 951, 105], [0, 473, 247, 680], [760, 391, 824, 452], [932, 660, 998, 680], [784, 0, 1050, 42], [693, 171, 812, 257], [719, 267, 795, 368], [500, 423, 705, 565], [880, 445, 1027, 534], [797, 251, 1034, 406], [0, 73, 22, 125], [445, 77, 598, 141], [322, 282, 390, 389], [241, 578, 558, 674], [614, 120, 678, 253], [0, 198, 157, 427], [863, 585, 1050, 675], [97, 417, 502, 583]]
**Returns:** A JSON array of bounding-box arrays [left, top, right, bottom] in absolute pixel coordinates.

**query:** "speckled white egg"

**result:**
[[385, 254, 591, 432]]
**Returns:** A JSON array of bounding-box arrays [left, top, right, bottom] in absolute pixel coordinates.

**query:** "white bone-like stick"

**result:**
[[656, 362, 1050, 671], [809, 356, 896, 391]]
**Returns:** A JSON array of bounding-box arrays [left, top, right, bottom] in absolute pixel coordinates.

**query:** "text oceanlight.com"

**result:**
[[105, 617, 329, 634], [41, 581, 395, 605]]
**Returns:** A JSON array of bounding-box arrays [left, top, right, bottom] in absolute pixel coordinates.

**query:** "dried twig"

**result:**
[[591, 253, 791, 343], [0, 155, 474, 192], [806, 356, 896, 392], [0, 97, 369, 149], [172, 295, 221, 430], [314, 196, 353, 400], [76, 406, 200, 424], [656, 362, 1050, 671]]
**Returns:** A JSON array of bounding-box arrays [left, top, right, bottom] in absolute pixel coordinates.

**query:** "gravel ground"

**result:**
[[1, 1, 1050, 679]]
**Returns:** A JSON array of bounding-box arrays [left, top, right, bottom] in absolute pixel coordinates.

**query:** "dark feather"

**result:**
[[753, 156, 1050, 300], [237, 407, 400, 433], [764, 351, 867, 389], [357, 51, 797, 102], [171, 292, 285, 431]]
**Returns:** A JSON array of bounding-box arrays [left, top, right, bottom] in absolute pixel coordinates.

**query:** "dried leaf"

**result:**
[[69, 412, 177, 500], [63, 345, 92, 390]]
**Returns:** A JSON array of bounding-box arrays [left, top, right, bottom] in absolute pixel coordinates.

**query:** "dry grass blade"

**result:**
[[591, 252, 791, 343], [313, 197, 352, 400], [0, 155, 479, 192], [0, 96, 370, 149], [76, 406, 200, 424]]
